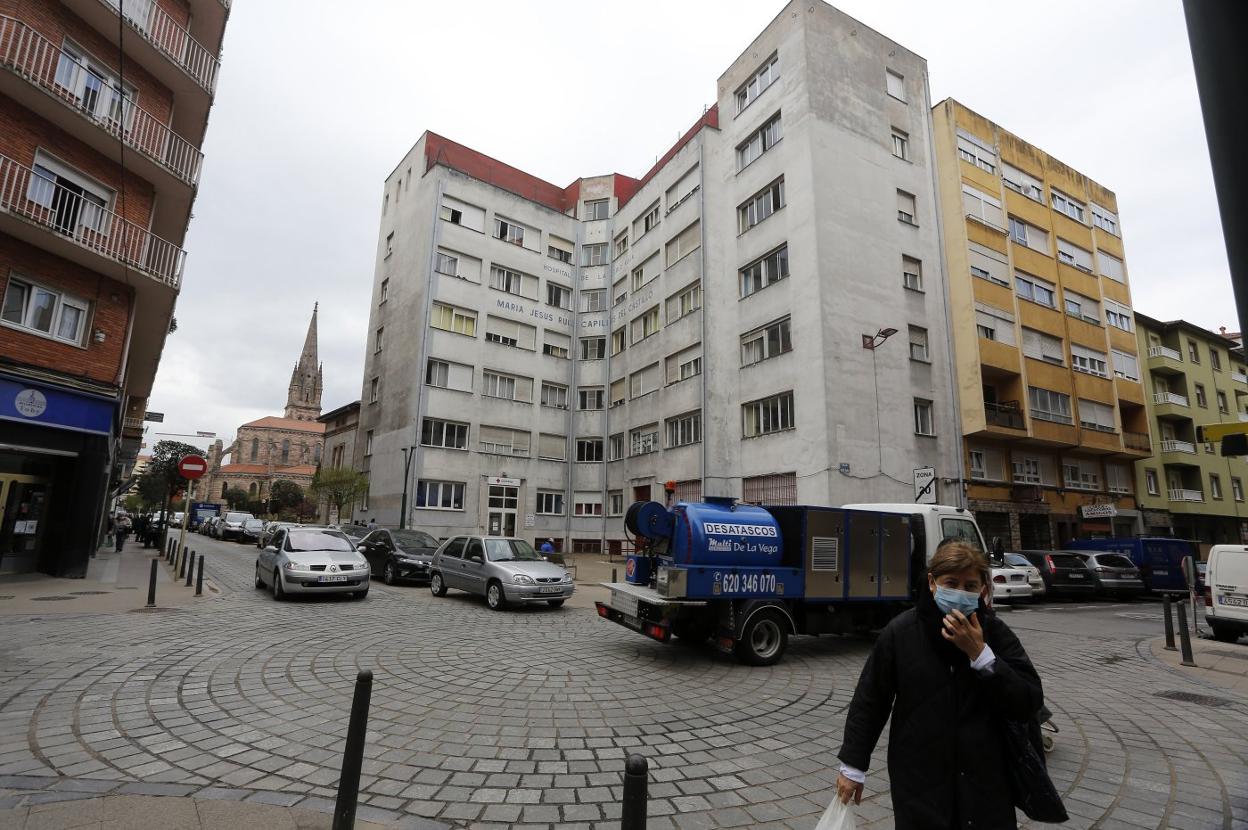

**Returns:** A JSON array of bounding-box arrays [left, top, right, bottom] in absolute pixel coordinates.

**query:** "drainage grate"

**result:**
[[30, 595, 76, 602], [1154, 690, 1235, 708], [69, 591, 111, 596]]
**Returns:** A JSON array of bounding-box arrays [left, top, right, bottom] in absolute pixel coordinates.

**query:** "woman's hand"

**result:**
[[940, 609, 985, 661], [836, 773, 863, 805]]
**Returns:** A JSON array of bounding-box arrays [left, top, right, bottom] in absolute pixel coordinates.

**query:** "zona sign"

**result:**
[[177, 454, 208, 480]]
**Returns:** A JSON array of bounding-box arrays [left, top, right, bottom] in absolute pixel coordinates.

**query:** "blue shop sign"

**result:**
[[0, 376, 116, 436]]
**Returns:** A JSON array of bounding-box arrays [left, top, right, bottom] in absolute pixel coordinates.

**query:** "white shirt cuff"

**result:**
[[970, 643, 997, 672], [839, 764, 865, 784]]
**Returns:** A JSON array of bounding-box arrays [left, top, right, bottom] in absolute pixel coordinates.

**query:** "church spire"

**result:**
[[285, 304, 323, 421]]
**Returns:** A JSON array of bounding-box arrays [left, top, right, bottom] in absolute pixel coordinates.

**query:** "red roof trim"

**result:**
[[424, 133, 575, 214], [618, 104, 719, 208]]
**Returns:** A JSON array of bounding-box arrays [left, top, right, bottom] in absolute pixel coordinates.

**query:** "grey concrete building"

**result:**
[[352, 0, 961, 551]]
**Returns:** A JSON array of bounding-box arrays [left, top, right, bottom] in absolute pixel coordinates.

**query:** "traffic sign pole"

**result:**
[[175, 455, 207, 575], [177, 478, 194, 573]]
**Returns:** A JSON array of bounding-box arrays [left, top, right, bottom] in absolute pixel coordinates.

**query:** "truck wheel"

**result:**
[[734, 610, 788, 666]]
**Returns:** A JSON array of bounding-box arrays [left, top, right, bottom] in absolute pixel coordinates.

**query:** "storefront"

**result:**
[[0, 372, 116, 577]]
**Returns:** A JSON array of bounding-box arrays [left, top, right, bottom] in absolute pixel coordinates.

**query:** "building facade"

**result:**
[[1134, 314, 1248, 543], [932, 99, 1149, 548], [353, 0, 961, 550], [0, 0, 227, 575], [316, 399, 360, 524]]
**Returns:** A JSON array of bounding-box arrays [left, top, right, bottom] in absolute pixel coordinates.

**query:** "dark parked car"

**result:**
[[1075, 552, 1144, 598], [357, 528, 440, 585], [1016, 550, 1099, 598], [240, 518, 266, 545]]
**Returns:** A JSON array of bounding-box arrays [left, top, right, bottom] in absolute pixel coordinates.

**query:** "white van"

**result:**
[[1206, 545, 1248, 643]]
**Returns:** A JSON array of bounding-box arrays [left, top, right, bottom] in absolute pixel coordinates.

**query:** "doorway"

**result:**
[[486, 484, 517, 537], [0, 474, 52, 574]]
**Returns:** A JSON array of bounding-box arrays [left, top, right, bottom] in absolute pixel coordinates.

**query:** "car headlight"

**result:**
[[512, 574, 536, 585], [283, 561, 305, 570], [563, 573, 574, 583]]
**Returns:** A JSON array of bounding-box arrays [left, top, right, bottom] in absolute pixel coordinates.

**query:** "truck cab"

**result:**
[[842, 503, 988, 564]]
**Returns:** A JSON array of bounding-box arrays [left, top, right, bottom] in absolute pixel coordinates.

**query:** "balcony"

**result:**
[[122, 415, 145, 433], [102, 0, 218, 93], [984, 401, 1025, 430], [0, 17, 202, 186], [1149, 345, 1182, 361], [1123, 431, 1151, 452], [1234, 371, 1248, 384], [1168, 489, 1204, 503], [1160, 439, 1196, 454], [1153, 392, 1188, 407], [0, 153, 184, 287]]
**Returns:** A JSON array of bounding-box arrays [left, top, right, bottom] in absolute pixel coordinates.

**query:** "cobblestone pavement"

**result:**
[[0, 536, 1246, 829]]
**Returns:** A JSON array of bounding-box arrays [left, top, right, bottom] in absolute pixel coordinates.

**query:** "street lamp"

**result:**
[[398, 446, 417, 530], [862, 328, 899, 472]]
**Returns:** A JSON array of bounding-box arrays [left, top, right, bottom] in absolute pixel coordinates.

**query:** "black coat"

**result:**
[[838, 591, 1043, 830]]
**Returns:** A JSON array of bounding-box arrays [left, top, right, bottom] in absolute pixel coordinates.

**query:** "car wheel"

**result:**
[[1210, 621, 1240, 643], [354, 588, 369, 600], [486, 580, 506, 611], [254, 564, 263, 590], [547, 599, 565, 608], [272, 570, 285, 601], [734, 610, 788, 666], [383, 562, 396, 586], [430, 573, 447, 597]]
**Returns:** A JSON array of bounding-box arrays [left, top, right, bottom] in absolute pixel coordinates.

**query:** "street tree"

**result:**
[[309, 467, 368, 523], [269, 480, 303, 514], [223, 487, 250, 509], [137, 440, 202, 531]]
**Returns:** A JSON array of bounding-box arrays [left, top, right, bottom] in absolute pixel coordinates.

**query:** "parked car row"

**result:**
[[987, 549, 1146, 603]]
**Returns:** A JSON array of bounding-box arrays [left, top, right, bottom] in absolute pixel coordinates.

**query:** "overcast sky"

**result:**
[[147, 0, 1231, 453]]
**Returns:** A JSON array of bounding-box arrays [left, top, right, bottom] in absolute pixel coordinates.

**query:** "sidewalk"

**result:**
[[0, 542, 219, 616], [1151, 631, 1248, 695]]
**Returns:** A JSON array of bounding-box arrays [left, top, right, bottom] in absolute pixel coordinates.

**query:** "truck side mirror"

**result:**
[[992, 536, 1004, 558]]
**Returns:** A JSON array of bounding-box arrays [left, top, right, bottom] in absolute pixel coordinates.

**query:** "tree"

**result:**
[[122, 494, 144, 513], [224, 487, 250, 509], [269, 480, 304, 514], [310, 467, 369, 523], [137, 440, 202, 531]]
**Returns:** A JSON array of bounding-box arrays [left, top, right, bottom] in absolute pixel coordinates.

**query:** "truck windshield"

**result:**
[[940, 518, 985, 553]]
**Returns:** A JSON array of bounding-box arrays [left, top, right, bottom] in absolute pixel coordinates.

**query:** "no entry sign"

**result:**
[[178, 454, 208, 480]]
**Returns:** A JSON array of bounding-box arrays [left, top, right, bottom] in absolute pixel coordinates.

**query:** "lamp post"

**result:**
[[398, 446, 417, 530], [862, 328, 899, 472]]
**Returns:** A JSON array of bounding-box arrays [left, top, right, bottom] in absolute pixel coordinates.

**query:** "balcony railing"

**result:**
[[102, 0, 219, 93], [1123, 431, 1151, 451], [1234, 371, 1248, 384], [1153, 392, 1188, 407], [0, 154, 185, 287], [1160, 439, 1196, 454], [984, 400, 1025, 429], [1168, 488, 1204, 503], [1149, 345, 1182, 361], [122, 415, 144, 432], [0, 17, 202, 185]]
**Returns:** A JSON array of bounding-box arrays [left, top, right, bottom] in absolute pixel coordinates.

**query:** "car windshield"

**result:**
[[394, 530, 438, 548], [225, 512, 252, 523], [286, 530, 354, 552], [485, 539, 542, 562], [244, 519, 265, 530], [940, 518, 985, 553], [1004, 554, 1031, 568]]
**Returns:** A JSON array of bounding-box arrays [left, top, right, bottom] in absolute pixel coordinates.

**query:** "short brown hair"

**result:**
[[929, 540, 990, 586]]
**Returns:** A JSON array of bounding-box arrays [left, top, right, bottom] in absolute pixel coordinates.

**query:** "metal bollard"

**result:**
[[1176, 599, 1197, 667], [178, 546, 187, 580], [196, 556, 205, 596], [165, 539, 172, 561], [612, 567, 618, 583], [1163, 594, 1176, 651], [333, 670, 374, 830], [621, 753, 648, 830], [185, 551, 196, 587], [146, 560, 158, 608]]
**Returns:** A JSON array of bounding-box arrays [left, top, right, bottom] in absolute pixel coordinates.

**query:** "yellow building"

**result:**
[[932, 99, 1149, 547]]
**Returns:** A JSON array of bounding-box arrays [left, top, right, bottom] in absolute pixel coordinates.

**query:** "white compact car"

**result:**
[[256, 527, 370, 600], [1206, 545, 1248, 643], [990, 564, 1033, 604]]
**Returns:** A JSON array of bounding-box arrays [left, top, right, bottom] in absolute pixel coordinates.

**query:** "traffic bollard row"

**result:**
[[333, 670, 374, 830], [196, 556, 205, 596], [185, 551, 196, 587]]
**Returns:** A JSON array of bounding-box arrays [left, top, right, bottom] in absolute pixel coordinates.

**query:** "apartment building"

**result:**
[[932, 99, 1148, 547], [354, 0, 960, 550], [1134, 314, 1248, 543], [0, 0, 228, 575], [317, 399, 360, 524]]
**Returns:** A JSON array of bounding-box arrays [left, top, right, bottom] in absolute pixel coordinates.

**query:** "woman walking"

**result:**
[[836, 540, 1043, 829]]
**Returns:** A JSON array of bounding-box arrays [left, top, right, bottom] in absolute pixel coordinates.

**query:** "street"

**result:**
[[0, 535, 1245, 829]]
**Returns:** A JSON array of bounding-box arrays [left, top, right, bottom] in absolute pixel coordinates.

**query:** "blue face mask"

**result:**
[[933, 585, 981, 616]]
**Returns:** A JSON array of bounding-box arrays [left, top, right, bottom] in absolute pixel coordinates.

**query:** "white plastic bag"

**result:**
[[814, 795, 858, 830]]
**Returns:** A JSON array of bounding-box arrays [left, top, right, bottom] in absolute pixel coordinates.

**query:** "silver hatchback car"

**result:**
[[430, 536, 574, 610], [255, 527, 371, 600]]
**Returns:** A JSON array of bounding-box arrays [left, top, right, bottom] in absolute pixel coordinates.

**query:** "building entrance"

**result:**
[[487, 485, 518, 537], [0, 473, 52, 574]]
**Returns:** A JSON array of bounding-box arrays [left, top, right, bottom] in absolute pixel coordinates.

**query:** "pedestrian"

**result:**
[[367, 517, 377, 531], [835, 540, 1043, 829], [540, 539, 554, 554], [113, 519, 126, 552]]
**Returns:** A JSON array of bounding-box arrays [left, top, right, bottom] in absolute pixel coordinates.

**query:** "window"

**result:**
[[580, 289, 608, 313], [736, 53, 778, 112], [27, 153, 111, 235], [1051, 189, 1086, 223], [885, 68, 905, 100], [543, 331, 570, 359], [666, 411, 702, 448], [573, 493, 603, 517], [740, 245, 790, 298], [535, 491, 564, 515], [742, 472, 797, 505], [369, 377, 379, 403], [1016, 273, 1057, 308], [608, 491, 625, 516], [1002, 163, 1043, 201], [961, 185, 1005, 228], [1, 277, 89, 344], [374, 327, 383, 353], [908, 326, 929, 362], [425, 358, 472, 392], [968, 242, 1009, 286], [665, 164, 700, 213], [250, 438, 258, 461], [483, 370, 532, 403], [665, 221, 701, 266], [579, 336, 606, 360], [632, 255, 658, 290], [1104, 299, 1133, 332], [548, 241, 574, 264], [1218, 390, 1229, 414], [967, 446, 1007, 481], [484, 316, 536, 350], [738, 178, 785, 233], [1064, 291, 1101, 324], [741, 317, 792, 366], [493, 216, 526, 246], [1063, 458, 1101, 491], [1211, 349, 1223, 371], [1091, 204, 1119, 236], [602, 433, 622, 461], [901, 256, 923, 291], [379, 278, 389, 303], [581, 243, 608, 266], [610, 378, 626, 407], [1195, 383, 1208, 408], [547, 282, 571, 310], [431, 302, 476, 336], [1211, 474, 1224, 500], [385, 232, 393, 257], [1111, 350, 1140, 381], [416, 480, 464, 510], [613, 278, 628, 307], [1187, 339, 1200, 363], [363, 430, 373, 456], [1056, 238, 1093, 271], [439, 196, 486, 231], [666, 282, 701, 322], [956, 130, 996, 173], [479, 425, 530, 456], [584, 199, 609, 221], [435, 251, 459, 277], [538, 433, 566, 461], [1008, 217, 1048, 252], [611, 326, 626, 356], [1022, 328, 1065, 365], [897, 190, 917, 225], [576, 437, 603, 462], [1013, 455, 1043, 485], [1096, 251, 1125, 282], [637, 203, 661, 237], [1234, 477, 1244, 502], [578, 387, 604, 410], [421, 418, 468, 449], [975, 303, 1016, 345], [631, 306, 660, 342], [913, 399, 934, 436], [1106, 463, 1131, 494], [743, 391, 795, 438], [665, 345, 702, 384], [737, 112, 783, 170], [1078, 399, 1116, 432], [1145, 469, 1159, 496], [891, 127, 910, 161], [55, 41, 135, 127], [490, 266, 534, 298], [1071, 344, 1109, 377], [540, 382, 568, 410], [629, 363, 662, 398], [1028, 387, 1072, 424], [630, 424, 659, 456]]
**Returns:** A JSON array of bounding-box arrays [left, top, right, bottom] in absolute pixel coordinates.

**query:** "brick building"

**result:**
[[0, 0, 228, 575]]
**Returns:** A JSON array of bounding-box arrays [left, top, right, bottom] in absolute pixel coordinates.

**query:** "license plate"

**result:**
[[1068, 573, 1084, 579], [611, 591, 639, 617], [319, 575, 348, 583], [539, 586, 562, 594], [1219, 595, 1248, 607]]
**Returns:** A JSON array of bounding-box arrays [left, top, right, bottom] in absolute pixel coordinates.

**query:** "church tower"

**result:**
[[285, 304, 323, 421]]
